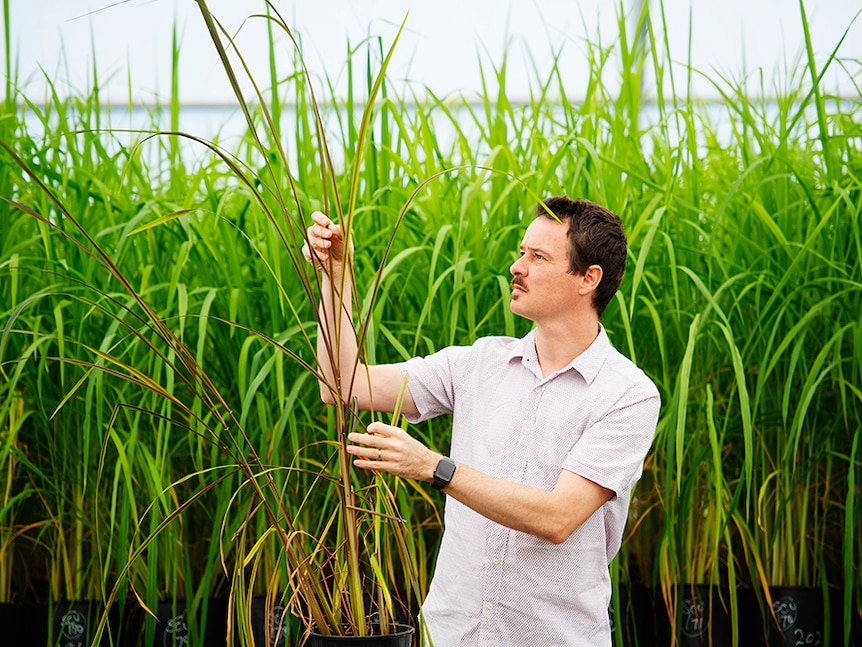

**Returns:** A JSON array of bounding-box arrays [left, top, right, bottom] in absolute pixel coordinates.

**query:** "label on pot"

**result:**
[[60, 608, 87, 647], [771, 596, 823, 646], [681, 596, 706, 638], [772, 596, 799, 632], [267, 604, 287, 647], [163, 610, 189, 647]]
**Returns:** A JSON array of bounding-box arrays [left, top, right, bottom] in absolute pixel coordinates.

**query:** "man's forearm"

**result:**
[[347, 423, 612, 543], [442, 463, 612, 544], [316, 267, 359, 405], [304, 211, 416, 415]]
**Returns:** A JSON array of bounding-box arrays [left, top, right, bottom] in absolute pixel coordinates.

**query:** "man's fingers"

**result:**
[[348, 431, 376, 445], [311, 210, 331, 227], [303, 212, 340, 267], [302, 242, 327, 263], [306, 224, 330, 245], [348, 425, 398, 451], [366, 421, 394, 436], [346, 432, 388, 467]]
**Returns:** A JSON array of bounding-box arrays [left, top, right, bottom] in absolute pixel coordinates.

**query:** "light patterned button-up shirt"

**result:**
[[399, 326, 660, 647]]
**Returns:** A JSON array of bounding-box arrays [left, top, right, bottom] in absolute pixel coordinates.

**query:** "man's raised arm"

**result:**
[[302, 211, 418, 415]]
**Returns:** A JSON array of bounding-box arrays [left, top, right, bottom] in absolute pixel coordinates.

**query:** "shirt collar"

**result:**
[[508, 325, 611, 384]]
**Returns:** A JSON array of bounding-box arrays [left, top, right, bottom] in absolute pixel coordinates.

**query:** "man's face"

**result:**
[[509, 216, 583, 322]]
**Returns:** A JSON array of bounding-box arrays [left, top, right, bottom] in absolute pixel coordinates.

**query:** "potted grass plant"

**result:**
[[0, 373, 40, 647], [10, 304, 125, 647], [189, 2, 424, 642], [656, 320, 746, 647], [657, 461, 736, 647], [105, 416, 230, 647], [736, 61, 862, 642], [2, 1, 432, 644], [642, 8, 862, 643], [849, 431, 862, 646]]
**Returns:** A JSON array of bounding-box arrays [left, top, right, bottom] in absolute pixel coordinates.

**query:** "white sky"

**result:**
[[6, 0, 862, 105]]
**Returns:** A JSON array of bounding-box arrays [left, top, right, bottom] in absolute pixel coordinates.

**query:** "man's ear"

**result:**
[[579, 264, 603, 295]]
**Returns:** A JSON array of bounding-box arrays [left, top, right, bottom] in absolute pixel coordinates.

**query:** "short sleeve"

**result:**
[[562, 381, 660, 498], [397, 345, 473, 423]]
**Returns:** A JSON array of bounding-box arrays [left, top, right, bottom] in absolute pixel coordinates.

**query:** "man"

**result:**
[[302, 196, 660, 646]]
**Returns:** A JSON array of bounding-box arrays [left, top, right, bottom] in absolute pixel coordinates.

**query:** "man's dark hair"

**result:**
[[536, 196, 627, 317]]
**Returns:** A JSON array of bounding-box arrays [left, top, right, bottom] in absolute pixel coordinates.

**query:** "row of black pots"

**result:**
[[15, 585, 860, 647], [612, 584, 862, 647], [0, 597, 283, 647], [0, 597, 416, 647]]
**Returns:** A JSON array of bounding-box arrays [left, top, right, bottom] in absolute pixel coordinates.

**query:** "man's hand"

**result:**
[[347, 421, 441, 482], [302, 211, 350, 271]]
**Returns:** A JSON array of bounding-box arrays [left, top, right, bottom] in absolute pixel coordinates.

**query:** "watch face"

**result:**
[[433, 457, 456, 489]]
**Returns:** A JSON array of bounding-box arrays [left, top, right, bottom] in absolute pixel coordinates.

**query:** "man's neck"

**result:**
[[533, 316, 600, 377]]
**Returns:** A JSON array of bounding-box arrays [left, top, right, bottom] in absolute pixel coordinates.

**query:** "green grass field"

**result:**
[[1, 2, 860, 645]]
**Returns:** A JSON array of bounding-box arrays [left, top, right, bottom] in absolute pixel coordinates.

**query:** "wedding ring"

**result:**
[[377, 448, 382, 460]]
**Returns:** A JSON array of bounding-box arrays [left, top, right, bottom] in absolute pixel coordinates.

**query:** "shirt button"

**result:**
[[492, 558, 500, 565], [511, 470, 520, 479], [522, 427, 532, 436], [485, 603, 494, 611]]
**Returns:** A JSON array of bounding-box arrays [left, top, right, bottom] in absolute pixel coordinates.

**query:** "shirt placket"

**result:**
[[477, 377, 543, 645]]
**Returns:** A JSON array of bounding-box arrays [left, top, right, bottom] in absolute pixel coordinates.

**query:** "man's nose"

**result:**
[[510, 256, 525, 276]]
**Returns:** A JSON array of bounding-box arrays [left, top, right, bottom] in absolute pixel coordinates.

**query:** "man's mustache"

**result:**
[[512, 276, 526, 290]]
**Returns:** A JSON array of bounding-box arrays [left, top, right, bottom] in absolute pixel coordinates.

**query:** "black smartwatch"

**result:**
[[432, 457, 457, 491]]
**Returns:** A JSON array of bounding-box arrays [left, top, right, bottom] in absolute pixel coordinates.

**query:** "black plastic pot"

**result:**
[[765, 586, 825, 647], [126, 598, 227, 647], [304, 623, 414, 647], [827, 588, 862, 647], [663, 584, 732, 647], [250, 594, 289, 647], [0, 602, 23, 645], [612, 582, 667, 647], [155, 600, 191, 647], [24, 600, 119, 647], [737, 586, 769, 647]]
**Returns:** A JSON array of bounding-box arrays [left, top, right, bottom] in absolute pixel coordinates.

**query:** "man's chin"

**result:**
[[509, 300, 533, 320]]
